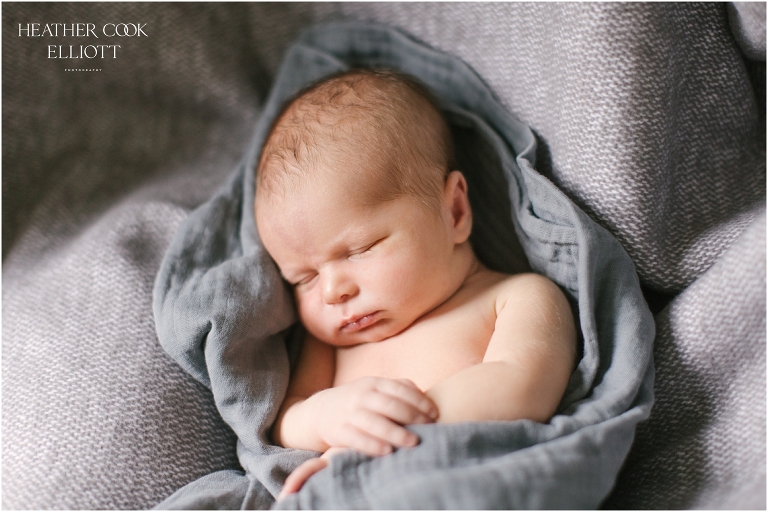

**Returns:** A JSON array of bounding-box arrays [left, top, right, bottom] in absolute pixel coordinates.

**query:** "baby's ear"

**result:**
[[444, 170, 472, 244]]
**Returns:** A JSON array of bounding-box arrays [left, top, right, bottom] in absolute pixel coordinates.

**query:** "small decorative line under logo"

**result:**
[[64, 68, 102, 72]]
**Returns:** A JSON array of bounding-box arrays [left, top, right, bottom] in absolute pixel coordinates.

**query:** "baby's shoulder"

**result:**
[[480, 271, 567, 315], [451, 267, 568, 321]]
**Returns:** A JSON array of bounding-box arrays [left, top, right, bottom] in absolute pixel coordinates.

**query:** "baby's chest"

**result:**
[[333, 304, 496, 391]]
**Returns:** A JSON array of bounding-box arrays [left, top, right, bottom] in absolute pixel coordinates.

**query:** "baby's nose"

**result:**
[[321, 270, 358, 304]]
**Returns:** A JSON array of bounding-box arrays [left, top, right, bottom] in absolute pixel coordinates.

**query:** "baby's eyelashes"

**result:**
[[288, 273, 318, 288], [348, 237, 385, 260]]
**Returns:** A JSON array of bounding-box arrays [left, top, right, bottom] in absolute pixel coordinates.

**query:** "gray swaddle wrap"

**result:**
[[153, 22, 655, 509]]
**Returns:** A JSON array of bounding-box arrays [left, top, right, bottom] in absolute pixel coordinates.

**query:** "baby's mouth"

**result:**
[[340, 311, 380, 333]]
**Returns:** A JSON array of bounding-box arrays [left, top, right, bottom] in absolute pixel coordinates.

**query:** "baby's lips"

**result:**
[[339, 311, 380, 333]]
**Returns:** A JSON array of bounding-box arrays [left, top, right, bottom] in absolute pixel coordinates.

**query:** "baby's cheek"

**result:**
[[297, 294, 322, 329], [378, 255, 421, 304]]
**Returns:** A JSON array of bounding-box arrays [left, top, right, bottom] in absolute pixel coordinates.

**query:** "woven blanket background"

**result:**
[[3, 2, 764, 509]]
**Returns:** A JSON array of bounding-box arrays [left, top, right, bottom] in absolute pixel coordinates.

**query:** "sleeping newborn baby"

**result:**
[[254, 69, 577, 498]]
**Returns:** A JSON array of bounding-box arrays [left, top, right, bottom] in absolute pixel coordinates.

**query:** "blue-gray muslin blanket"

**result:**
[[152, 22, 655, 509]]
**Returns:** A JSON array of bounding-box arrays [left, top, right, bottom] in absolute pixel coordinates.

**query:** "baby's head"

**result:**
[[257, 68, 456, 211], [255, 69, 476, 346]]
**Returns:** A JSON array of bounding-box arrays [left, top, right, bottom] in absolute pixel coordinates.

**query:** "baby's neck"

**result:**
[[454, 243, 488, 291], [429, 241, 486, 312]]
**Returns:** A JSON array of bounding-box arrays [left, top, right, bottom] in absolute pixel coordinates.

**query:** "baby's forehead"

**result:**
[[257, 163, 374, 209]]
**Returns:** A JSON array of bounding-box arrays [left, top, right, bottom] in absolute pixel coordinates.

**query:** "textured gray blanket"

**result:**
[[153, 22, 655, 509], [3, 3, 764, 510]]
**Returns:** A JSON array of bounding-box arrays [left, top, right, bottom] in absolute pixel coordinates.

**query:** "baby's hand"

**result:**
[[313, 377, 438, 456], [278, 447, 347, 500]]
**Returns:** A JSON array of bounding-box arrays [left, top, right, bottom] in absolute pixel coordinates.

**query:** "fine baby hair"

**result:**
[[256, 68, 457, 211]]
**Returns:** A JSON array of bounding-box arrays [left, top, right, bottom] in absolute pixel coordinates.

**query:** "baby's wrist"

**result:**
[[302, 390, 333, 451], [276, 397, 322, 451]]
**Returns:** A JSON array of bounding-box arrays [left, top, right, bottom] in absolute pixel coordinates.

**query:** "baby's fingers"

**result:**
[[336, 422, 396, 456], [365, 389, 437, 426], [279, 457, 329, 500], [375, 379, 439, 421], [350, 409, 420, 452]]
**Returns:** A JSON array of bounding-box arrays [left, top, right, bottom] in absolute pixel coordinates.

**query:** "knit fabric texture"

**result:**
[[606, 210, 766, 509]]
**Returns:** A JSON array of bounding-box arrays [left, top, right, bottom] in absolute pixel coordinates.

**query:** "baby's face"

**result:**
[[256, 176, 462, 346]]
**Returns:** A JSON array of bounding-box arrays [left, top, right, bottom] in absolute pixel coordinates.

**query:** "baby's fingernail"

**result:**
[[429, 408, 439, 420]]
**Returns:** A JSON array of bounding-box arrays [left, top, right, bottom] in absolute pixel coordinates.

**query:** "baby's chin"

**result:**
[[316, 319, 406, 347]]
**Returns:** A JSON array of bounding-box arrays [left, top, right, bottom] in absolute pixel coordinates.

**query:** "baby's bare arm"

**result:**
[[273, 333, 438, 455], [272, 333, 335, 450], [426, 273, 576, 424]]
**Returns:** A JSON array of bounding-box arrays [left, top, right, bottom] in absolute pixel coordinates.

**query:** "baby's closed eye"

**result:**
[[347, 237, 386, 260], [285, 273, 318, 287]]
